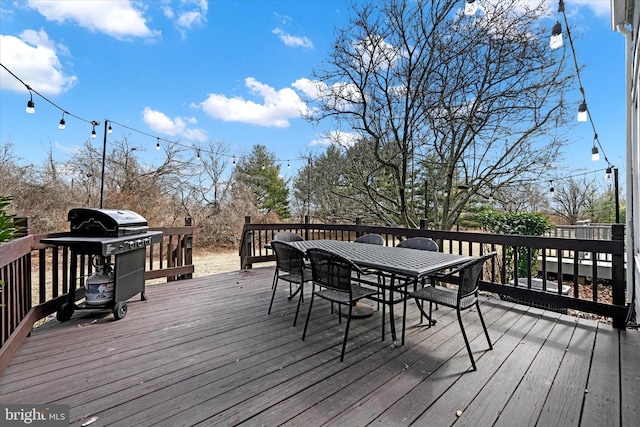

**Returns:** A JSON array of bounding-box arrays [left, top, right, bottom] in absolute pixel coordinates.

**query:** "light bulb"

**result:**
[[464, 0, 477, 16], [26, 99, 35, 114], [606, 167, 612, 180], [578, 102, 588, 122], [591, 146, 599, 162], [550, 21, 563, 49], [58, 118, 66, 130]]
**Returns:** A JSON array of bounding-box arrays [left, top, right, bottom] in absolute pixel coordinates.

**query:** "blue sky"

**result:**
[[0, 0, 628, 186]]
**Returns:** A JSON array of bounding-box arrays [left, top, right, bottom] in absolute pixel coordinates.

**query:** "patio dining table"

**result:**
[[287, 239, 472, 347]]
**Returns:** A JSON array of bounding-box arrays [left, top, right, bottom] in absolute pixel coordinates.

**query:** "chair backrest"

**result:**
[[273, 231, 304, 242], [307, 248, 358, 293], [396, 237, 439, 251], [354, 233, 384, 245], [271, 241, 306, 275], [457, 252, 497, 299]]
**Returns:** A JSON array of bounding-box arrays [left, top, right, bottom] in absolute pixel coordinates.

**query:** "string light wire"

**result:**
[[555, 2, 612, 168], [1, 62, 302, 167]]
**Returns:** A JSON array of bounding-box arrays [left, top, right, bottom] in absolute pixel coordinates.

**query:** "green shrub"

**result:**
[[0, 196, 16, 243], [478, 210, 551, 279]]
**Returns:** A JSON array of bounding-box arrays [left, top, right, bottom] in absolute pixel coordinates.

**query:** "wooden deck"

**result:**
[[1, 267, 638, 427]]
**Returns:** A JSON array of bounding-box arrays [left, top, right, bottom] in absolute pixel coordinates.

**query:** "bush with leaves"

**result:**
[[0, 196, 16, 243], [477, 210, 551, 280]]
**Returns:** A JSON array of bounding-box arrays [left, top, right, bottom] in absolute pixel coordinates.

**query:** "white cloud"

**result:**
[[565, 0, 610, 18], [272, 28, 313, 49], [162, 0, 208, 34], [0, 30, 77, 95], [196, 77, 309, 128], [142, 107, 207, 141], [26, 0, 160, 40], [311, 130, 360, 148], [292, 78, 325, 99], [273, 12, 292, 25]]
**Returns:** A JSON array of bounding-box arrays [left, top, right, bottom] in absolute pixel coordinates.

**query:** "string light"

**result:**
[[2, 63, 304, 170], [550, 22, 563, 49], [551, 1, 612, 172], [58, 112, 66, 130], [2, 63, 98, 129], [606, 167, 612, 180], [550, 1, 564, 49], [549, 180, 554, 194], [91, 121, 99, 139], [577, 101, 588, 122], [25, 90, 35, 114], [464, 0, 477, 16]]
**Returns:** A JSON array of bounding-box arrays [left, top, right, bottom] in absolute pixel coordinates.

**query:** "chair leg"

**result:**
[[381, 286, 386, 340], [293, 283, 304, 326], [476, 300, 493, 350], [457, 309, 477, 371], [428, 301, 434, 327], [412, 297, 434, 328], [340, 302, 353, 362], [402, 290, 408, 344], [268, 275, 279, 314], [302, 293, 315, 341]]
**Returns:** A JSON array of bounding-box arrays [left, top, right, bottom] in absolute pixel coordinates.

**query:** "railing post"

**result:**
[[611, 223, 626, 328], [420, 219, 427, 230], [12, 216, 31, 237], [182, 217, 193, 279], [355, 217, 362, 239], [304, 215, 310, 240], [242, 216, 253, 269]]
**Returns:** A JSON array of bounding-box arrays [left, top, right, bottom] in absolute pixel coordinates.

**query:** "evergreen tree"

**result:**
[[234, 145, 290, 217]]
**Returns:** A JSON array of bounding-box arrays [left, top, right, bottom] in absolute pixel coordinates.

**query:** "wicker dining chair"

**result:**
[[396, 236, 439, 251], [403, 252, 497, 371], [272, 230, 304, 243], [354, 233, 384, 245], [268, 241, 310, 326], [302, 248, 380, 361]]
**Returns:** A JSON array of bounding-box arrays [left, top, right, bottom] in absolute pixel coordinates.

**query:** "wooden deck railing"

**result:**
[[0, 221, 194, 374], [240, 216, 628, 329]]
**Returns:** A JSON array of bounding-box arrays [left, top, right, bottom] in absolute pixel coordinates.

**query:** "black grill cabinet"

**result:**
[[42, 208, 163, 321]]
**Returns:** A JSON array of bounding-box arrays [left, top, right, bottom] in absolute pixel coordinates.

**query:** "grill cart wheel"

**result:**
[[56, 303, 75, 322], [113, 301, 128, 320]]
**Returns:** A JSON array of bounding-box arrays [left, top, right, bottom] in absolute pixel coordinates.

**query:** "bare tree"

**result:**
[[305, 0, 574, 228], [551, 175, 598, 224]]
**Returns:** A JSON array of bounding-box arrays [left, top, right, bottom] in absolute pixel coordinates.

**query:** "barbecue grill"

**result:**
[[42, 208, 163, 321]]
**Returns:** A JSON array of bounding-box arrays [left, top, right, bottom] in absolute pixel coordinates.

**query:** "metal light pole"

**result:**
[[307, 157, 311, 218], [99, 120, 107, 208], [614, 167, 620, 224], [424, 179, 428, 228]]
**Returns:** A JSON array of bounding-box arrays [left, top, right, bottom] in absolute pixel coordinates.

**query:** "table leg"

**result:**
[[388, 273, 399, 348]]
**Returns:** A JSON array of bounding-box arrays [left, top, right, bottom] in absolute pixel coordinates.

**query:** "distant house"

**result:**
[[611, 0, 639, 320]]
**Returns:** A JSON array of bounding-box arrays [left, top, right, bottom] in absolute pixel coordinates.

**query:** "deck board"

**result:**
[[536, 317, 599, 427], [0, 266, 637, 427]]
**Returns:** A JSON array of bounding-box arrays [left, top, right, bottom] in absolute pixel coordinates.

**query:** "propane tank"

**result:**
[[85, 263, 114, 306]]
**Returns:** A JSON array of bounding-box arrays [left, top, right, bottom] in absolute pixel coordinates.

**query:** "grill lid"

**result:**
[[68, 208, 149, 236]]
